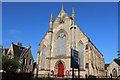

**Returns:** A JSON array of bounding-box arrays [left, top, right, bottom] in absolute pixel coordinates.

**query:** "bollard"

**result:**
[[110, 74, 113, 80], [85, 74, 87, 80], [98, 76, 99, 80], [48, 73, 50, 80]]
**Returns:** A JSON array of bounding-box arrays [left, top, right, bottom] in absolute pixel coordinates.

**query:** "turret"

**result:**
[[70, 7, 76, 49], [48, 13, 54, 70], [49, 13, 53, 32], [72, 7, 75, 20], [50, 13, 53, 28], [61, 4, 64, 11], [59, 4, 65, 15]]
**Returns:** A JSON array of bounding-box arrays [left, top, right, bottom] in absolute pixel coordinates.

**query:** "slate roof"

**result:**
[[105, 64, 109, 70], [20, 48, 29, 59], [1, 48, 9, 55], [12, 43, 26, 57], [4, 48, 9, 55], [12, 43, 33, 60]]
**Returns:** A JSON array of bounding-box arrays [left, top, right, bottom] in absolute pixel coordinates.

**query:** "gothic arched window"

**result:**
[[112, 68, 117, 77], [86, 44, 89, 50], [41, 46, 46, 69], [79, 43, 84, 69], [57, 32, 66, 55]]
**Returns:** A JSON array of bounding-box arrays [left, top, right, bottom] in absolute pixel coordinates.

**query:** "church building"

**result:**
[[35, 5, 105, 78]]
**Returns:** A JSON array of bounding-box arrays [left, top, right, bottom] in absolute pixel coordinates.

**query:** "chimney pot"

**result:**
[[0, 45, 3, 49], [27, 45, 31, 48], [16, 43, 22, 46]]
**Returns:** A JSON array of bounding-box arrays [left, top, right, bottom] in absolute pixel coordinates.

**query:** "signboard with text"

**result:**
[[71, 48, 79, 69]]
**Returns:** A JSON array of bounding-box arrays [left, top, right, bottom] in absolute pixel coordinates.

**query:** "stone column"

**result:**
[[48, 13, 53, 72]]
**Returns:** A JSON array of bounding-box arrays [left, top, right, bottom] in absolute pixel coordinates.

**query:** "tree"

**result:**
[[114, 58, 120, 66], [2, 55, 20, 72], [113, 52, 120, 66], [118, 53, 120, 59], [117, 51, 120, 59]]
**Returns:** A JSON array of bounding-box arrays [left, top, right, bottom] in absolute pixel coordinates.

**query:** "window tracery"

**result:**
[[57, 32, 66, 55], [41, 46, 46, 69], [79, 43, 84, 69]]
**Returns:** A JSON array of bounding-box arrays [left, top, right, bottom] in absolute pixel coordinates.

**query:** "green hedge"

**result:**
[[88, 75, 96, 80]]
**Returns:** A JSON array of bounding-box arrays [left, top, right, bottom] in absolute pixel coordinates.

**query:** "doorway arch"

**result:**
[[112, 68, 117, 77], [54, 60, 65, 77], [58, 62, 64, 77]]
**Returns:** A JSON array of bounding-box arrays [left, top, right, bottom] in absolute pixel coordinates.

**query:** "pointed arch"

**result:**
[[54, 60, 66, 77], [78, 40, 84, 46], [86, 44, 89, 50], [41, 45, 47, 69], [54, 60, 66, 69], [78, 40, 84, 69], [112, 68, 117, 77], [56, 29, 67, 55], [55, 29, 68, 39]]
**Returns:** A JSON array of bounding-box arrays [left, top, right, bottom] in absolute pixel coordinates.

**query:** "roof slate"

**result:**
[[12, 43, 26, 57], [105, 64, 110, 70]]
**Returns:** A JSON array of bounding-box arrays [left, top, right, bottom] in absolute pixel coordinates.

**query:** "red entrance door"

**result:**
[[58, 63, 64, 77]]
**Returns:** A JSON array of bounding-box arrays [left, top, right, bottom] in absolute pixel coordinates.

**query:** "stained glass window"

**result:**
[[79, 44, 84, 69], [42, 47, 46, 69], [57, 32, 66, 55]]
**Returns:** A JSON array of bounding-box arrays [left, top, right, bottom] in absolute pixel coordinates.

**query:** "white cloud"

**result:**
[[10, 29, 21, 34]]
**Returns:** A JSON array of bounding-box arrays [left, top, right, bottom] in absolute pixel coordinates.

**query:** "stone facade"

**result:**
[[35, 5, 105, 78], [106, 61, 120, 77], [2, 43, 34, 73]]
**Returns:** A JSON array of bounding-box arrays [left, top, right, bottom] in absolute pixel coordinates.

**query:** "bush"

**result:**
[[2, 55, 20, 72], [88, 75, 96, 80]]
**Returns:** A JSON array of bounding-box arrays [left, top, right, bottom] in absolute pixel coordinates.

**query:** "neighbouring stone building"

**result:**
[[0, 45, 3, 53], [105, 60, 120, 78], [2, 42, 34, 73], [35, 5, 105, 78]]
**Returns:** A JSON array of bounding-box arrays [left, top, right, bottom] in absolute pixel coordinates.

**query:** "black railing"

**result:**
[[1, 72, 120, 80]]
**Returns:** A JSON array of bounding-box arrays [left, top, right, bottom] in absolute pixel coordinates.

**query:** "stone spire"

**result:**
[[50, 13, 53, 29], [49, 13, 53, 33], [50, 13, 53, 22], [62, 4, 64, 11], [72, 7, 75, 20]]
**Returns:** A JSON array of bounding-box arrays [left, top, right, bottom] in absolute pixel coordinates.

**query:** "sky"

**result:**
[[2, 2, 118, 64]]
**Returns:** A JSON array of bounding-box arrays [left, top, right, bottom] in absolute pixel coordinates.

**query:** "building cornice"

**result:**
[[46, 56, 71, 59]]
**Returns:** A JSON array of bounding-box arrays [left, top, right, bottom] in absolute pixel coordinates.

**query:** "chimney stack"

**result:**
[[16, 43, 22, 46], [27, 45, 31, 49], [0, 45, 3, 49]]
